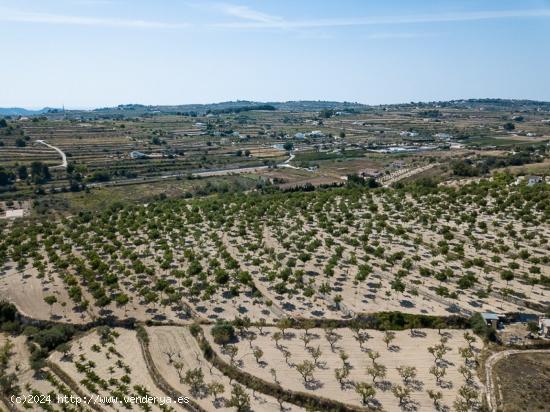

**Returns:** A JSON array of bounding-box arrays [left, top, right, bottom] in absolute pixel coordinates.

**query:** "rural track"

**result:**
[[136, 328, 206, 412], [87, 152, 296, 189], [35, 140, 68, 168], [378, 163, 438, 187], [484, 348, 550, 412]]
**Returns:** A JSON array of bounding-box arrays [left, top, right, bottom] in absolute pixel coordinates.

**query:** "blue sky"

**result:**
[[1, 0, 549, 108]]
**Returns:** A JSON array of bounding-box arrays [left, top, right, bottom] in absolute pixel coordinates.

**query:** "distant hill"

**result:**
[[2, 98, 549, 119], [91, 100, 368, 115], [381, 98, 550, 111], [0, 107, 52, 116]]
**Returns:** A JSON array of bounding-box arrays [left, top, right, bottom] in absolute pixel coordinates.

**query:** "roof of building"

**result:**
[[481, 313, 500, 321]]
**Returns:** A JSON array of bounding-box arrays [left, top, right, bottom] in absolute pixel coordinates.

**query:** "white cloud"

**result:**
[[2, 4, 549, 32], [212, 7, 550, 29], [218, 4, 282, 24], [0, 8, 189, 29], [366, 32, 430, 40]]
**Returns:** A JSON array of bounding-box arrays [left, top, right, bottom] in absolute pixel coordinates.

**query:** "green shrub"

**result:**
[[211, 321, 235, 345]]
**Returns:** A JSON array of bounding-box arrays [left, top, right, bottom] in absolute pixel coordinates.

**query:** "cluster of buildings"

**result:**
[[293, 130, 325, 139], [481, 312, 550, 338]]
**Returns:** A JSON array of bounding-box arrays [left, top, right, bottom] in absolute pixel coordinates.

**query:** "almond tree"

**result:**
[[339, 350, 350, 369], [325, 328, 341, 352], [367, 364, 386, 383], [173, 361, 185, 382], [256, 318, 267, 335], [225, 345, 239, 366], [282, 348, 292, 366], [454, 385, 479, 411], [252, 346, 263, 364], [355, 331, 369, 351], [463, 332, 476, 351], [310, 345, 322, 367], [44, 295, 57, 316], [303, 319, 315, 337], [163, 349, 179, 364], [392, 384, 411, 406], [383, 331, 396, 349], [270, 368, 279, 384], [427, 389, 443, 408], [295, 360, 316, 384], [429, 365, 446, 386], [276, 317, 292, 338], [227, 384, 250, 412], [184, 368, 205, 395], [272, 331, 282, 349], [300, 333, 312, 348], [458, 365, 473, 384], [368, 350, 380, 365], [396, 365, 417, 386], [207, 381, 224, 403], [334, 366, 349, 388], [355, 382, 376, 407], [247, 332, 257, 348]]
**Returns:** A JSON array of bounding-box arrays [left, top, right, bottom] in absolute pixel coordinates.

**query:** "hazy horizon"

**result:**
[[2, 0, 550, 107], [5, 96, 550, 112]]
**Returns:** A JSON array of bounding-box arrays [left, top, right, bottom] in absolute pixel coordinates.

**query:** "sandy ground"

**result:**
[[1, 182, 547, 324], [0, 266, 94, 324], [147, 326, 304, 412], [0, 334, 85, 412], [50, 328, 186, 412], [205, 326, 483, 411]]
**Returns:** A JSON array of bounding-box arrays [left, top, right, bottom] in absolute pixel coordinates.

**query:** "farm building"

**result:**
[[130, 151, 148, 159], [482, 312, 505, 328], [539, 317, 550, 336], [307, 130, 325, 138], [527, 175, 543, 186]]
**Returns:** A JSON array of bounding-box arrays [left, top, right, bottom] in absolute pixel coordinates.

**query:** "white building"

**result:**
[[527, 176, 543, 186], [538, 317, 550, 336], [130, 151, 148, 159], [308, 130, 325, 138]]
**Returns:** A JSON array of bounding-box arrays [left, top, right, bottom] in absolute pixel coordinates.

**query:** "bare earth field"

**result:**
[[0, 103, 548, 412], [49, 328, 187, 412], [492, 352, 550, 411], [147, 326, 304, 412], [204, 326, 482, 411]]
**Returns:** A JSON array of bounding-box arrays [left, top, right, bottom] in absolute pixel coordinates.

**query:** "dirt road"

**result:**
[[36, 139, 68, 168]]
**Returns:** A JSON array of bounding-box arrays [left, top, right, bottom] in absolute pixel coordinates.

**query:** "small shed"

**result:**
[[527, 176, 543, 186], [539, 317, 550, 336], [481, 312, 503, 329]]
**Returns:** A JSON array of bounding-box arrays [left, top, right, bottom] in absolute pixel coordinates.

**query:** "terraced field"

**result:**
[[0, 103, 548, 412]]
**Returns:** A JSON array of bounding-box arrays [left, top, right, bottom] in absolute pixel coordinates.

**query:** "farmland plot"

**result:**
[[205, 326, 483, 411], [147, 326, 304, 412]]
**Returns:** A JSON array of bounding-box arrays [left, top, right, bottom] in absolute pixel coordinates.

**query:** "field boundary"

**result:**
[[136, 326, 207, 412], [193, 329, 365, 412]]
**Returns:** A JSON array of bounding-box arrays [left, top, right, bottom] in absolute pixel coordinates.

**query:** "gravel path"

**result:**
[[35, 139, 68, 168]]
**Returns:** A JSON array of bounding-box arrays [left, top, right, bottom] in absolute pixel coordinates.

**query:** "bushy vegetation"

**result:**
[[452, 145, 546, 177], [469, 313, 496, 342]]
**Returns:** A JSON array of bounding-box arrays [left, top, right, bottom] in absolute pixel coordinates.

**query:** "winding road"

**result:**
[[36, 140, 67, 168]]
